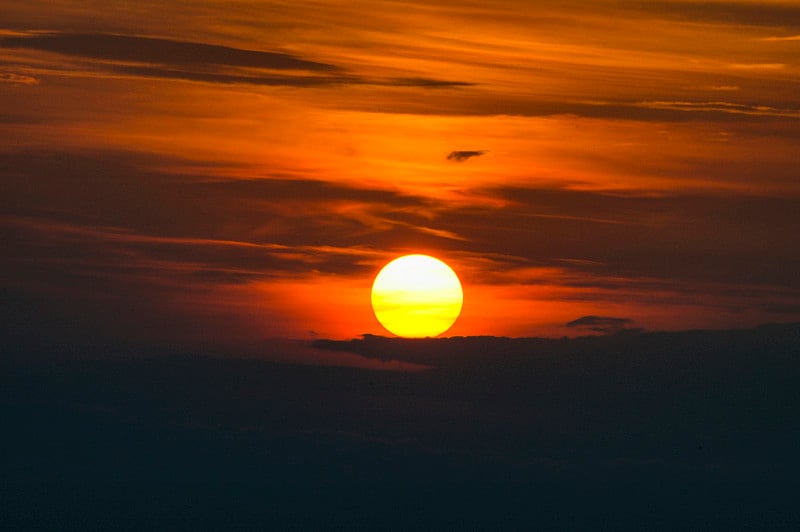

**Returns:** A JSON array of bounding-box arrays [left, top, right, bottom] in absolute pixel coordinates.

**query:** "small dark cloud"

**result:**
[[447, 150, 487, 162], [565, 315, 635, 334]]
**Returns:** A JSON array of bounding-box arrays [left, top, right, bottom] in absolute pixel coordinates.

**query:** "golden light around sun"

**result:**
[[371, 254, 463, 338]]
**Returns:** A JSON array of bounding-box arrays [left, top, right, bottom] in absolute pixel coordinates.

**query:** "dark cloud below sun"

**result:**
[[565, 315, 637, 335]]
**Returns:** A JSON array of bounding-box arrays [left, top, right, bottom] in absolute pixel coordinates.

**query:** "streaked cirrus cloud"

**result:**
[[0, 31, 471, 88]]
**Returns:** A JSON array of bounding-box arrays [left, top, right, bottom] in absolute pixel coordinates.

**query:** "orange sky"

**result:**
[[2, 1, 799, 350]]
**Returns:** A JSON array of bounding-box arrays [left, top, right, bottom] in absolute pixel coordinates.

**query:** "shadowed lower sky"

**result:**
[[2, 0, 799, 350]]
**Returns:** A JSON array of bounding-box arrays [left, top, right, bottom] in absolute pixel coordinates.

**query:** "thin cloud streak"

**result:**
[[635, 100, 800, 118], [627, 1, 800, 27], [0, 72, 38, 84], [759, 35, 800, 42]]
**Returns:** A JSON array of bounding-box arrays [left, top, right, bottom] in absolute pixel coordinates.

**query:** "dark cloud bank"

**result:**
[[0, 31, 470, 88], [6, 149, 799, 293], [566, 315, 638, 334], [0, 32, 337, 71], [3, 323, 799, 530]]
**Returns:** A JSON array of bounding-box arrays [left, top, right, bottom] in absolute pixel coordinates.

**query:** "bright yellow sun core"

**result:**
[[371, 254, 463, 338]]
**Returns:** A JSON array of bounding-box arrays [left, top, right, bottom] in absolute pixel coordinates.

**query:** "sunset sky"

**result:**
[[3, 0, 800, 353]]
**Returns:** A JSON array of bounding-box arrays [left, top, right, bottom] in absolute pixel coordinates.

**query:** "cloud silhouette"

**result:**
[[0, 32, 338, 71], [447, 150, 487, 162], [0, 32, 471, 89], [565, 315, 636, 334]]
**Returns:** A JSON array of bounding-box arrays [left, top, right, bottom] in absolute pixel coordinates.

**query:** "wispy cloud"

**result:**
[[727, 63, 785, 71], [0, 72, 38, 84], [0, 31, 470, 88], [635, 100, 800, 118], [4, 214, 385, 280], [700, 85, 740, 92], [758, 35, 800, 42], [0, 32, 338, 71], [0, 149, 469, 277], [630, 1, 800, 27]]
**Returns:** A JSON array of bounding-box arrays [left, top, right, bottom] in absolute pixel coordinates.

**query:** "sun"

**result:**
[[371, 254, 463, 338]]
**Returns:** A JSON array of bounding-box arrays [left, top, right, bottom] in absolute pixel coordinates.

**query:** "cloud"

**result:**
[[387, 77, 473, 88], [446, 150, 487, 162], [372, 95, 798, 121], [3, 215, 387, 285], [313, 322, 798, 369], [761, 302, 800, 315], [454, 184, 800, 288], [0, 32, 337, 71], [629, 2, 800, 28], [759, 35, 800, 42], [635, 99, 800, 118], [727, 63, 786, 71], [565, 315, 636, 334], [4, 149, 800, 343], [0, 149, 474, 284], [701, 85, 740, 92], [0, 72, 38, 84], [105, 64, 359, 87], [0, 31, 471, 89]]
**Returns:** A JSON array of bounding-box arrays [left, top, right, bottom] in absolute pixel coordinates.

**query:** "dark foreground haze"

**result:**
[[3, 323, 799, 530]]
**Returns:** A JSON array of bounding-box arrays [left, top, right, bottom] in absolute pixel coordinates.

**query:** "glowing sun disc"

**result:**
[[371, 254, 463, 338]]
